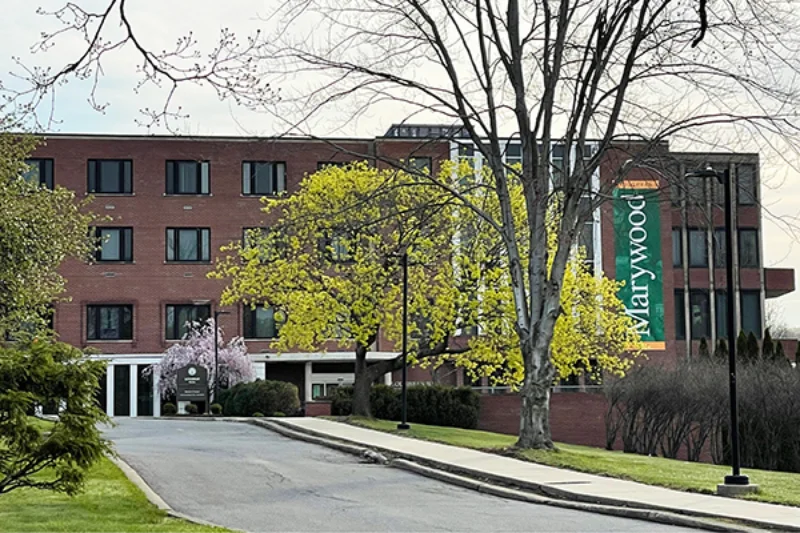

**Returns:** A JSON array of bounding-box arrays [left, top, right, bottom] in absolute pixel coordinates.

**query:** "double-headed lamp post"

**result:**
[[213, 309, 231, 405], [685, 167, 750, 491]]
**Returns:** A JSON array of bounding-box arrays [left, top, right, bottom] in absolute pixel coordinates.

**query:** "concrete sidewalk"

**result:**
[[275, 417, 800, 531]]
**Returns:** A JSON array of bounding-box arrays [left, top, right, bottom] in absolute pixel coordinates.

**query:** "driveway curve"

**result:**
[[105, 419, 702, 533]]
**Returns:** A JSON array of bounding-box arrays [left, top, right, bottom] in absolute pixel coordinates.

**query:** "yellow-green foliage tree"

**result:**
[[446, 160, 643, 389], [0, 133, 97, 339], [212, 162, 475, 417], [213, 160, 642, 417]]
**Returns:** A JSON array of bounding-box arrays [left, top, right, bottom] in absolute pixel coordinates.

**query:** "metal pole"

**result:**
[[722, 168, 748, 486], [214, 311, 220, 412], [397, 251, 410, 430]]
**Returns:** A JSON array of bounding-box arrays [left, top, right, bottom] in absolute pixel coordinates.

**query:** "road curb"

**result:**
[[109, 455, 242, 532], [264, 420, 788, 533], [392, 459, 753, 533]]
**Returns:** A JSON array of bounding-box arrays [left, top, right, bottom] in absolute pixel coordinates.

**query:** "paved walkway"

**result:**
[[278, 418, 800, 531]]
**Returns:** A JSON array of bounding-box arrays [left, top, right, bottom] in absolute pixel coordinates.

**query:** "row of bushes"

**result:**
[[217, 379, 301, 417], [605, 359, 800, 472], [331, 384, 480, 429]]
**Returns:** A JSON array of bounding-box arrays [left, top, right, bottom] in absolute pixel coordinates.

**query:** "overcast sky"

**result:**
[[2, 1, 800, 328]]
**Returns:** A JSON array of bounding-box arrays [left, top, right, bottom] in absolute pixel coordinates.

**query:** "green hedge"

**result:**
[[218, 380, 301, 417], [331, 384, 480, 429]]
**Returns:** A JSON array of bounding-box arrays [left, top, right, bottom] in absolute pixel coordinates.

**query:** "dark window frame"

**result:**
[[88, 159, 133, 194], [738, 228, 760, 268], [166, 228, 211, 262], [87, 304, 133, 341], [672, 228, 683, 267], [715, 290, 728, 339], [713, 228, 726, 268], [242, 161, 286, 196], [689, 289, 711, 340], [95, 227, 134, 262], [737, 163, 757, 206], [688, 228, 709, 268], [740, 290, 762, 337], [23, 158, 54, 189], [165, 160, 210, 195], [165, 304, 211, 340], [243, 305, 282, 339]]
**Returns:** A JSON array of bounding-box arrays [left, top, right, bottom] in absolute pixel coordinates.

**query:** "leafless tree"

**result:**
[[10, 0, 800, 448]]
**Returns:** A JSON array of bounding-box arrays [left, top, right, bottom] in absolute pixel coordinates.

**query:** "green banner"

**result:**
[[614, 183, 665, 349]]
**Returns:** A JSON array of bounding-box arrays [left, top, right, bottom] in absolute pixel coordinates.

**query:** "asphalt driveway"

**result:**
[[105, 419, 704, 533]]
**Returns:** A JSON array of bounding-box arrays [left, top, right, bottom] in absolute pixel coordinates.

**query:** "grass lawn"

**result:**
[[0, 421, 227, 532], [342, 416, 800, 508]]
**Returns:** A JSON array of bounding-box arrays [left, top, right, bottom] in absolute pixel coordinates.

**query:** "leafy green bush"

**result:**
[[272, 411, 286, 417], [210, 403, 223, 415], [331, 384, 479, 429], [185, 403, 198, 415], [162, 402, 177, 415], [218, 380, 300, 417], [252, 412, 265, 417]]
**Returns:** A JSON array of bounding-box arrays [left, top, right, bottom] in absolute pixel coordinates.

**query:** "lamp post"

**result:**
[[213, 309, 231, 407], [685, 167, 749, 490], [397, 251, 410, 430]]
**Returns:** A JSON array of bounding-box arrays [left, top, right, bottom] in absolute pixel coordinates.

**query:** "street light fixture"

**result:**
[[213, 309, 231, 407], [685, 167, 750, 491]]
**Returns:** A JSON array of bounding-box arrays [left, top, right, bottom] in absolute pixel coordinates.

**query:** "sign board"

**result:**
[[176, 364, 209, 402], [613, 180, 665, 350]]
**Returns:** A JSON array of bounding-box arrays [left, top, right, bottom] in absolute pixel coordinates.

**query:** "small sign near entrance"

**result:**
[[177, 364, 208, 402]]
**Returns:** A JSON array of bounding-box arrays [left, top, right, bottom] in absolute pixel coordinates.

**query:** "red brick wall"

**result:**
[[33, 135, 448, 355], [478, 392, 610, 449], [305, 401, 332, 417]]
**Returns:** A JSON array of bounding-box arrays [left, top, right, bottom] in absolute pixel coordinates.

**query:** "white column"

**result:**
[[129, 365, 138, 417], [304, 361, 313, 402], [106, 366, 114, 417], [384, 372, 392, 386], [153, 366, 161, 417]]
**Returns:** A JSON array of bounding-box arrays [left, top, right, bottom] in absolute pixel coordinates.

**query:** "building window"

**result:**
[[166, 161, 210, 195], [166, 304, 210, 340], [242, 161, 286, 196], [317, 161, 348, 170], [321, 231, 353, 263], [95, 227, 133, 262], [578, 219, 594, 262], [23, 158, 54, 189], [740, 290, 762, 337], [506, 143, 521, 169], [737, 163, 757, 205], [672, 228, 682, 267], [87, 305, 133, 341], [713, 228, 726, 268], [166, 228, 210, 262], [675, 290, 686, 340], [738, 229, 759, 268], [688, 228, 708, 267], [711, 174, 725, 205], [311, 383, 342, 400], [408, 157, 432, 172], [715, 290, 728, 339], [88, 160, 132, 194], [689, 290, 710, 340], [243, 306, 281, 339]]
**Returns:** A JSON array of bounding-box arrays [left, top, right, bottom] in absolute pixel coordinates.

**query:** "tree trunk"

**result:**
[[352, 344, 372, 417], [516, 341, 556, 449]]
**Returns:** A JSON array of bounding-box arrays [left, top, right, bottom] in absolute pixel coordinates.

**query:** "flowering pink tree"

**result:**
[[146, 319, 254, 400]]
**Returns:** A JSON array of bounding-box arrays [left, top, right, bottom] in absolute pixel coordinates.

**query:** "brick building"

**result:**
[[25, 128, 794, 417]]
